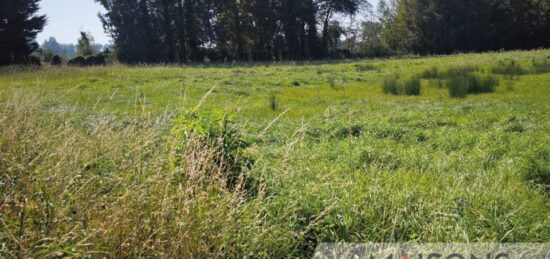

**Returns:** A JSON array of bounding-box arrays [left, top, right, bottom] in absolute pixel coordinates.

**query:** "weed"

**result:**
[[269, 91, 279, 111]]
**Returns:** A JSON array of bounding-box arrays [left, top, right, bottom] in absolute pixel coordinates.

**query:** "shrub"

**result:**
[[27, 56, 42, 66], [68, 54, 107, 66], [170, 110, 253, 190], [382, 75, 421, 96], [51, 55, 62, 66], [68, 56, 86, 66], [491, 60, 527, 78]]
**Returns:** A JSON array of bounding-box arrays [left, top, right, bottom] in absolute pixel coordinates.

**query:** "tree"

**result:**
[[0, 0, 47, 65], [318, 0, 365, 55], [77, 32, 96, 56]]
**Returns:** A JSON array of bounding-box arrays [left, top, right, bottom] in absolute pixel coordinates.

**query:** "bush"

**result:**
[[27, 56, 41, 66], [170, 110, 253, 189], [68, 56, 86, 66], [51, 55, 62, 66], [382, 75, 421, 96], [68, 54, 107, 66]]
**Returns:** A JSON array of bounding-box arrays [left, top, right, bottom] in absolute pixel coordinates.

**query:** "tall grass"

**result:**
[[447, 74, 499, 98], [0, 93, 265, 258], [491, 60, 527, 78], [382, 75, 421, 96], [532, 60, 550, 74]]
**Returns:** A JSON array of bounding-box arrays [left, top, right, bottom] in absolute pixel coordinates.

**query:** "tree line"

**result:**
[[97, 0, 550, 64], [379, 0, 550, 55], [96, 0, 366, 64], [1, 0, 549, 66]]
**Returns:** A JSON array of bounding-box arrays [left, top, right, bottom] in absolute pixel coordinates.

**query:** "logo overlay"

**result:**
[[314, 243, 550, 259]]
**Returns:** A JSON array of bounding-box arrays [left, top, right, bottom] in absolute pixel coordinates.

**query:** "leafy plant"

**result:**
[[170, 110, 253, 188]]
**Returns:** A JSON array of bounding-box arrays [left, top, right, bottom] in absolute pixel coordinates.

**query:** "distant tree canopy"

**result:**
[[380, 0, 550, 54], [41, 37, 77, 58], [0, 0, 46, 65]]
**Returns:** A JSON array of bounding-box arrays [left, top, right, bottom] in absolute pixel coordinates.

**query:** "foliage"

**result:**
[[96, 0, 363, 63], [0, 0, 46, 65], [170, 110, 252, 188], [380, 0, 550, 54], [51, 55, 62, 66], [77, 32, 96, 57], [68, 54, 107, 66]]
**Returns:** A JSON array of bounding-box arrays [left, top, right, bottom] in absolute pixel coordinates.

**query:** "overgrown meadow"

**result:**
[[1, 50, 549, 257]]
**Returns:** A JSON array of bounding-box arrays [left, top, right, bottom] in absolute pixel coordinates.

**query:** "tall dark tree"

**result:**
[[0, 0, 47, 65], [317, 0, 364, 55]]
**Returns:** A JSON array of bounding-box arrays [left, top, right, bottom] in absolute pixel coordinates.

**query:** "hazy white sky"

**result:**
[[37, 0, 109, 45], [36, 0, 378, 45]]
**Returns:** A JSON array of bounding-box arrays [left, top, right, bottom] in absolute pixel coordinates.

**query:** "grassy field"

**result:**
[[1, 50, 549, 257]]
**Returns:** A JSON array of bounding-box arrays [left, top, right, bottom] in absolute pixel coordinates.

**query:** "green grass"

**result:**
[[382, 75, 421, 96], [1, 50, 550, 257], [447, 74, 499, 98]]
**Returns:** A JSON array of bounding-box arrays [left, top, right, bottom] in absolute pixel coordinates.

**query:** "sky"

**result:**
[[36, 0, 378, 46], [37, 0, 110, 45]]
